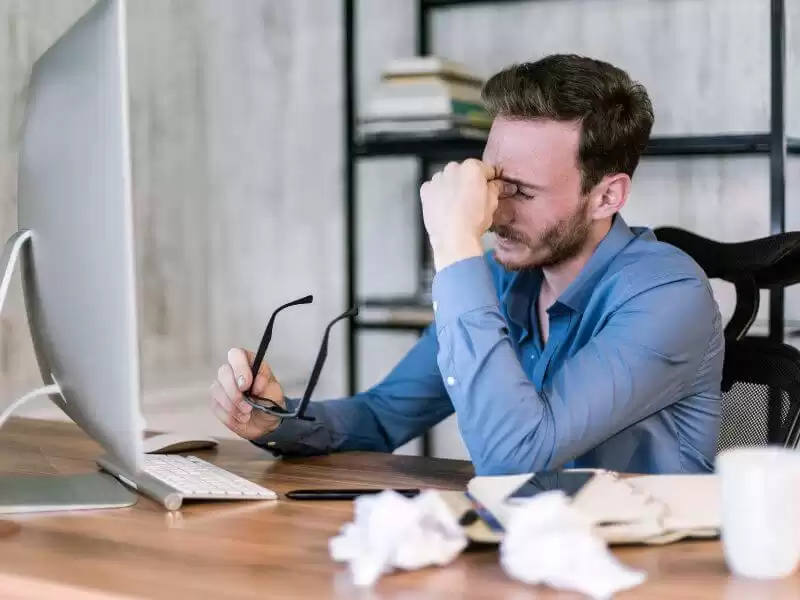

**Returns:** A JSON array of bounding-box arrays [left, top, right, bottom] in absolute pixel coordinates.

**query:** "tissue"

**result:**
[[500, 490, 646, 599], [329, 490, 468, 586]]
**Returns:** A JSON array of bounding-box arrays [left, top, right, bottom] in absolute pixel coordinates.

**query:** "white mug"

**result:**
[[716, 446, 800, 579]]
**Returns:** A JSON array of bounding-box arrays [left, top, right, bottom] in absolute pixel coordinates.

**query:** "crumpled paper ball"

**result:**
[[500, 490, 646, 599], [329, 490, 468, 587]]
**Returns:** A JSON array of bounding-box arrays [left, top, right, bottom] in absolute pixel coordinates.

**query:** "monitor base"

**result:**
[[0, 472, 137, 514], [0, 232, 139, 514]]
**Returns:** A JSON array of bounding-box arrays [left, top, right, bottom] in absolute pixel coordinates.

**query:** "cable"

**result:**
[[0, 233, 62, 429], [0, 384, 61, 428], [0, 230, 32, 318]]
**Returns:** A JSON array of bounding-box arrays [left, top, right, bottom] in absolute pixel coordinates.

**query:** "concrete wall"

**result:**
[[0, 0, 345, 431], [1, 0, 798, 457]]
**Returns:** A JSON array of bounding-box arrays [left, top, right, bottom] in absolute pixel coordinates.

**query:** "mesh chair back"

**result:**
[[719, 338, 800, 452]]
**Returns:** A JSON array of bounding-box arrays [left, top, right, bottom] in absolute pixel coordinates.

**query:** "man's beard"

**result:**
[[491, 201, 592, 271]]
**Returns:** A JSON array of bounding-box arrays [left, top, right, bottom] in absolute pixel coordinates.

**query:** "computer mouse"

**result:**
[[143, 433, 219, 454]]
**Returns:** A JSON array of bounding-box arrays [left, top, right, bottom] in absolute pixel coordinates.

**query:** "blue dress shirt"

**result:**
[[256, 216, 724, 475]]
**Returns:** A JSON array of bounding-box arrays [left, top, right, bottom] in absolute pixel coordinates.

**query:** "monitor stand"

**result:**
[[0, 231, 137, 514]]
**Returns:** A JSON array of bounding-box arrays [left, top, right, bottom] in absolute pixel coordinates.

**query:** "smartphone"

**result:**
[[506, 470, 596, 503], [466, 470, 596, 533]]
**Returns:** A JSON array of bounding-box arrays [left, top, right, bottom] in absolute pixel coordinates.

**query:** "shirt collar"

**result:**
[[556, 214, 637, 313], [504, 214, 638, 325]]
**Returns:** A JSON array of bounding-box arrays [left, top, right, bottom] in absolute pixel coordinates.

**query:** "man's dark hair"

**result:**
[[481, 54, 655, 194]]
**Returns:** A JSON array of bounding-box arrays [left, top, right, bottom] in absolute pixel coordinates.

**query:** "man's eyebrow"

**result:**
[[498, 175, 545, 190]]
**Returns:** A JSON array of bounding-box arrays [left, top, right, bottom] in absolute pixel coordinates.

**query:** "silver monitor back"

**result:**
[[16, 0, 144, 476]]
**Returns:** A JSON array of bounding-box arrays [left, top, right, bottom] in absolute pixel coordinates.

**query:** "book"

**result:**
[[368, 78, 485, 112], [358, 297, 434, 326], [364, 96, 491, 126], [358, 115, 490, 139], [381, 56, 485, 87]]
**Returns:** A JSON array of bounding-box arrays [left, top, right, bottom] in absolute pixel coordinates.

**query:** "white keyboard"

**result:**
[[142, 455, 277, 501]]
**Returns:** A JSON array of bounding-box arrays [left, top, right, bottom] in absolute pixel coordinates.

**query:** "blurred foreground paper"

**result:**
[[500, 490, 646, 599], [329, 489, 468, 587]]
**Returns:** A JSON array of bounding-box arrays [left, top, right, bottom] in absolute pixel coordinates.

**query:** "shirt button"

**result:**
[[267, 441, 276, 447], [446, 376, 456, 386], [432, 301, 438, 312]]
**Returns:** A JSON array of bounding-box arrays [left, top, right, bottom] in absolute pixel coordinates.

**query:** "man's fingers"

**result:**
[[215, 363, 254, 415], [209, 381, 231, 411], [210, 381, 250, 424], [228, 348, 253, 391], [211, 402, 249, 435], [218, 363, 242, 403], [486, 181, 502, 218], [463, 158, 497, 181]]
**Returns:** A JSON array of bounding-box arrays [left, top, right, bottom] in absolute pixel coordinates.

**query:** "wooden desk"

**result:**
[[0, 418, 798, 599]]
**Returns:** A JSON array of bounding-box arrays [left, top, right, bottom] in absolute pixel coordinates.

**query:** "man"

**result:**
[[210, 54, 724, 475]]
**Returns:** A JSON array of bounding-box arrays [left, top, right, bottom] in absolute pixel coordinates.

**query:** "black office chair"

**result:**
[[718, 337, 800, 451], [654, 226, 800, 342], [653, 227, 800, 450]]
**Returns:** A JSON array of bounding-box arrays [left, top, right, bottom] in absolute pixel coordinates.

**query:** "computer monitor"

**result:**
[[0, 0, 143, 512]]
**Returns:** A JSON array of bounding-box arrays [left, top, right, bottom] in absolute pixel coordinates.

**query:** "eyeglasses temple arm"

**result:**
[[249, 295, 314, 389], [295, 306, 358, 419]]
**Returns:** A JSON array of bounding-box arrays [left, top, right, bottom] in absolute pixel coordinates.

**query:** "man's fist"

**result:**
[[419, 159, 503, 271]]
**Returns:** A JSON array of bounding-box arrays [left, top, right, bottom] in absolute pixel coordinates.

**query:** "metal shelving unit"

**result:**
[[343, 0, 792, 449], [357, 132, 800, 160]]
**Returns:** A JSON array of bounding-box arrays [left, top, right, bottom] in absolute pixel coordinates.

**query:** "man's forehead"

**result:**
[[482, 117, 581, 175]]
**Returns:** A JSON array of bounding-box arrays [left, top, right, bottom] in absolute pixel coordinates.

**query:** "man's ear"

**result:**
[[589, 173, 630, 219]]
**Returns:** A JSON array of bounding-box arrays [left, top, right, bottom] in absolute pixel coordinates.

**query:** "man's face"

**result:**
[[483, 117, 594, 271]]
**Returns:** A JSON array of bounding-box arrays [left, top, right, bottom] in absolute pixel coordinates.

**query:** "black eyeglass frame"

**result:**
[[241, 295, 357, 422]]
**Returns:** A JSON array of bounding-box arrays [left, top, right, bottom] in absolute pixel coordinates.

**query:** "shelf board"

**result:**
[[646, 134, 800, 156], [355, 133, 800, 161], [356, 130, 485, 161], [356, 296, 433, 331], [424, 0, 533, 7], [355, 320, 430, 332]]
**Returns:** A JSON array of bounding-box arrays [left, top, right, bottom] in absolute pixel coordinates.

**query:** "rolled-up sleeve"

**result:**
[[432, 256, 718, 475]]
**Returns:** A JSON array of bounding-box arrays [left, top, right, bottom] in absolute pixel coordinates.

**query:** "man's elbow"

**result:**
[[470, 431, 555, 476]]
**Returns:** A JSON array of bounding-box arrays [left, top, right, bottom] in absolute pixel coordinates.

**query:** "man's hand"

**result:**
[[210, 348, 285, 441], [420, 158, 503, 271]]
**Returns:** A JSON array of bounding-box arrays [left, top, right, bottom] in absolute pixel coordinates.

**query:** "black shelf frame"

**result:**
[[357, 321, 430, 332], [423, 0, 536, 6], [769, 0, 788, 343], [356, 132, 800, 161], [343, 0, 793, 446]]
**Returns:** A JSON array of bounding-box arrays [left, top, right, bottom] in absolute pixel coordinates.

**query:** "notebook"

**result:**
[[436, 469, 720, 546]]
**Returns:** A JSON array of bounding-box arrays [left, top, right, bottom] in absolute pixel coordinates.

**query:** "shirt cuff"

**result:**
[[431, 255, 499, 333], [250, 397, 323, 456]]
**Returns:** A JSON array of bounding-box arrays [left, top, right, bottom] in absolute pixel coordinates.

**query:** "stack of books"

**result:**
[[358, 296, 434, 328], [359, 56, 491, 141]]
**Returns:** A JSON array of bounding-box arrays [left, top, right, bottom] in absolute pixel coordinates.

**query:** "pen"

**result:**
[[284, 488, 421, 500]]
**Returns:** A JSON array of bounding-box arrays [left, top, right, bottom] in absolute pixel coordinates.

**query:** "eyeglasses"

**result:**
[[241, 295, 357, 422]]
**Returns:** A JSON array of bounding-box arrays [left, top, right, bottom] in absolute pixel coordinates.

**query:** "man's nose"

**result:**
[[492, 197, 514, 227]]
